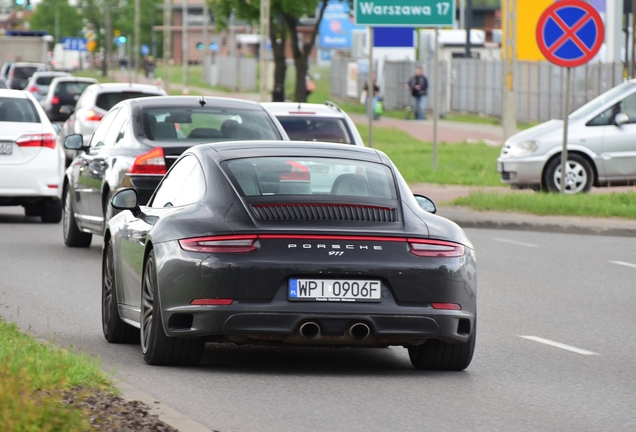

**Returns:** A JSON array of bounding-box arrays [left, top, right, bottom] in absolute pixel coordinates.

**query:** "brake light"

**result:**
[[431, 303, 462, 311], [179, 235, 259, 253], [408, 239, 465, 257], [27, 86, 39, 93], [280, 161, 310, 181], [85, 109, 103, 122], [51, 96, 60, 105], [16, 133, 57, 149], [128, 147, 166, 174], [190, 299, 234, 305]]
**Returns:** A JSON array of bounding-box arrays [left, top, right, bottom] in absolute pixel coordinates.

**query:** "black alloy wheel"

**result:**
[[408, 321, 476, 371], [140, 251, 205, 366], [63, 186, 92, 247], [102, 238, 139, 343]]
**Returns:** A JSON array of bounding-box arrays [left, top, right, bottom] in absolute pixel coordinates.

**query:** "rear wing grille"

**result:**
[[251, 204, 397, 222]]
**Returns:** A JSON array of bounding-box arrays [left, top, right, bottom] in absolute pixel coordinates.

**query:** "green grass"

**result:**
[[0, 318, 112, 429], [452, 191, 636, 219], [356, 125, 502, 186], [154, 65, 233, 93]]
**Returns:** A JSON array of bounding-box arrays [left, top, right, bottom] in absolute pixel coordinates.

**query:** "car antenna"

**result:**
[[198, 96, 206, 107]]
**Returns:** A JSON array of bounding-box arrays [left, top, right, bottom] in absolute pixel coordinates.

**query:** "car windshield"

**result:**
[[55, 81, 93, 96], [569, 82, 635, 120], [0, 98, 40, 122], [14, 67, 39, 79], [141, 106, 282, 142], [35, 76, 59, 85], [224, 157, 397, 198], [96, 92, 159, 111], [277, 117, 352, 144]]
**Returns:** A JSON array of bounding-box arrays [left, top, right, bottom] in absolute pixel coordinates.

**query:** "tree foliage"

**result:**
[[28, 0, 83, 40]]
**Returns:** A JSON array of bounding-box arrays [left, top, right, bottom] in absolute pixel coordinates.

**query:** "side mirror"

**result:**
[[111, 188, 140, 213], [64, 134, 85, 150], [414, 194, 437, 214], [615, 113, 629, 126], [51, 122, 61, 133]]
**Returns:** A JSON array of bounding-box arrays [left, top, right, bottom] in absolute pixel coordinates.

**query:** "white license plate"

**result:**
[[289, 278, 382, 302], [0, 142, 12, 155]]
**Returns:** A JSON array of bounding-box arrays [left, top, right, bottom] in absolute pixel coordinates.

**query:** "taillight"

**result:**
[[27, 86, 38, 93], [190, 299, 234, 305], [51, 96, 60, 105], [179, 235, 259, 253], [16, 133, 57, 149], [408, 239, 465, 257], [128, 147, 166, 174], [431, 303, 462, 311], [281, 161, 310, 181], [85, 109, 103, 122]]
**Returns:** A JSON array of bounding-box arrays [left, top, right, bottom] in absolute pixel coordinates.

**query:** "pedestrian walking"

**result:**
[[405, 66, 428, 120], [362, 72, 381, 120]]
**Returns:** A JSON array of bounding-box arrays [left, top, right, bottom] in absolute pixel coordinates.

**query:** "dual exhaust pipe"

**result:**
[[299, 321, 371, 340]]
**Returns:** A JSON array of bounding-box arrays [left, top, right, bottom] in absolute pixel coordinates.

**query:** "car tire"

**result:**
[[408, 325, 476, 371], [63, 186, 92, 247], [102, 237, 140, 344], [40, 200, 62, 223], [543, 153, 594, 194], [24, 204, 41, 217], [140, 251, 205, 366]]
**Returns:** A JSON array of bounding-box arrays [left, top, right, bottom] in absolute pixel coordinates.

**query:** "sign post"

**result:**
[[536, 0, 604, 193], [354, 0, 454, 163]]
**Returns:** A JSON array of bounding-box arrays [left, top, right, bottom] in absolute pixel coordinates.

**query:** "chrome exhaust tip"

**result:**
[[299, 322, 320, 339], [348, 323, 371, 340]]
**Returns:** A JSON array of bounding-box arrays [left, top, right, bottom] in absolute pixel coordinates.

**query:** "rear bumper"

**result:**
[[0, 153, 63, 203]]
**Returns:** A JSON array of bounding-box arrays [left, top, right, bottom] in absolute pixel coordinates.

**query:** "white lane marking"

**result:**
[[609, 261, 636, 269], [519, 336, 600, 356], [493, 238, 538, 248]]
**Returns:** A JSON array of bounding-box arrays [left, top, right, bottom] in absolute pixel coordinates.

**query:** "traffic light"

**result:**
[[15, 0, 25, 5], [118, 36, 126, 44], [196, 42, 204, 51]]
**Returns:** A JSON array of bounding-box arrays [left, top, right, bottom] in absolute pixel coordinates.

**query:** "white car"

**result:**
[[0, 90, 65, 222], [498, 80, 636, 194], [261, 101, 365, 146]]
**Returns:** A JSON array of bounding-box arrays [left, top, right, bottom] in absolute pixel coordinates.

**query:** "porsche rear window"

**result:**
[[224, 157, 396, 199]]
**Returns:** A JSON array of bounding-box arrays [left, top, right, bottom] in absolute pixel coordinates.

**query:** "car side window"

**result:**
[[102, 105, 129, 147], [173, 161, 206, 206], [587, 106, 616, 127], [620, 93, 636, 123], [150, 156, 198, 208], [89, 108, 119, 148]]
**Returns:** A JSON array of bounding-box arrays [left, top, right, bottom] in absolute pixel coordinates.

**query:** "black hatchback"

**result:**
[[62, 95, 288, 247], [41, 77, 98, 122]]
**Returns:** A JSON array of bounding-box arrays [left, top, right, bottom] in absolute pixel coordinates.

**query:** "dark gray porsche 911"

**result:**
[[103, 141, 477, 370]]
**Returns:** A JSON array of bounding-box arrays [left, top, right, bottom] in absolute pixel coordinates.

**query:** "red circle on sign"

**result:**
[[536, 0, 604, 68]]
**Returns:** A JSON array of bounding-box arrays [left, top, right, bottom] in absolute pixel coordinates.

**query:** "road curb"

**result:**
[[117, 381, 212, 432], [437, 207, 636, 237]]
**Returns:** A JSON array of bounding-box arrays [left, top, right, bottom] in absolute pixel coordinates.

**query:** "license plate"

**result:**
[[289, 278, 382, 302], [0, 142, 12, 155]]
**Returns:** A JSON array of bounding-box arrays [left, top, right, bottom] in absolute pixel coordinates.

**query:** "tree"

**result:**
[[210, 0, 331, 102], [28, 0, 83, 41]]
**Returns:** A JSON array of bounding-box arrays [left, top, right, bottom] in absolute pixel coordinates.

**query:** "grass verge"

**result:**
[[452, 191, 636, 219], [0, 317, 111, 430], [356, 125, 502, 186]]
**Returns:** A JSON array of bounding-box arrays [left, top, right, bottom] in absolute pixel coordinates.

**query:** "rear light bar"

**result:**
[[128, 147, 166, 174], [179, 234, 466, 257], [85, 109, 103, 122], [179, 235, 259, 253], [408, 239, 465, 257], [190, 298, 234, 305], [431, 303, 462, 311], [16, 133, 57, 149]]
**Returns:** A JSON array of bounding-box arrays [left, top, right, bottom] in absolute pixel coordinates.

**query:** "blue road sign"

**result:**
[[61, 37, 87, 52], [536, 0, 604, 68], [141, 44, 150, 55]]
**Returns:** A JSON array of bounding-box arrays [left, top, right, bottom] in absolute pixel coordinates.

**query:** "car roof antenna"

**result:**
[[198, 96, 206, 107]]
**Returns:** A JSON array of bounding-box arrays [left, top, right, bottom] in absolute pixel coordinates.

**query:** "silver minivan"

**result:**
[[498, 80, 636, 193]]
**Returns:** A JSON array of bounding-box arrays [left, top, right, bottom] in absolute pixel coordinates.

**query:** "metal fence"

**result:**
[[330, 56, 624, 123], [215, 56, 257, 92]]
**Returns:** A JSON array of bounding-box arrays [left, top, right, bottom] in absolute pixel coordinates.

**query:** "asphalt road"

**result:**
[[1, 206, 635, 432]]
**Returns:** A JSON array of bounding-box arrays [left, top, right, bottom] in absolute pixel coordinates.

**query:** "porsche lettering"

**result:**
[[287, 244, 383, 250]]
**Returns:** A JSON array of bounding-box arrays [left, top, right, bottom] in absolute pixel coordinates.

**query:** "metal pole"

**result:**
[[458, 0, 465, 30], [502, 0, 517, 140], [103, 0, 112, 77], [560, 67, 571, 194], [465, 0, 472, 58], [433, 28, 439, 171], [259, 0, 270, 102], [134, 0, 140, 82], [202, 1, 210, 84], [182, 0, 189, 94], [367, 27, 374, 148], [163, 0, 172, 91], [632, 1, 636, 78], [127, 40, 132, 84], [54, 7, 59, 45]]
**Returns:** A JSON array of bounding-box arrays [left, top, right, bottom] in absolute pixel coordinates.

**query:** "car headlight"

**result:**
[[503, 140, 540, 157]]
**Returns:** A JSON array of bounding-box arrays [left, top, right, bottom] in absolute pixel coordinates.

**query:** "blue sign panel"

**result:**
[[61, 37, 87, 52], [141, 44, 150, 55], [373, 27, 414, 48], [319, 0, 364, 49]]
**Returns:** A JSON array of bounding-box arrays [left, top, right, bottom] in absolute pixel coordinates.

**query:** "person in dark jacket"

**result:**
[[363, 72, 381, 120], [405, 67, 428, 120]]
